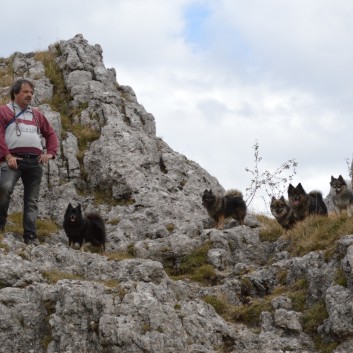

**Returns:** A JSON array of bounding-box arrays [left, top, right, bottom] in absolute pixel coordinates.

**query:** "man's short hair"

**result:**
[[10, 79, 35, 100]]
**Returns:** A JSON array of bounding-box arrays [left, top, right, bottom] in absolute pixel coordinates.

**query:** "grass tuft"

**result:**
[[165, 242, 218, 285], [42, 270, 84, 284], [106, 251, 135, 261], [283, 214, 353, 257], [257, 214, 284, 242]]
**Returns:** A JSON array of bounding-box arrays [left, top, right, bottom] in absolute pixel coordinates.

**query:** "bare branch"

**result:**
[[245, 140, 297, 210]]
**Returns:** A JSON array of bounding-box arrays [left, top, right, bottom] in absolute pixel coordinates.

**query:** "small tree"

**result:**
[[344, 156, 353, 188], [245, 140, 298, 209]]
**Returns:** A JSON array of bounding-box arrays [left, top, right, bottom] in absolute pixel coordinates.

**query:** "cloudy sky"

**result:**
[[1, 0, 353, 212]]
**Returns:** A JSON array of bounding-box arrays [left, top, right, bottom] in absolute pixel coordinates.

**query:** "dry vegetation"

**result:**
[[258, 212, 353, 259], [283, 213, 353, 258], [42, 270, 84, 284]]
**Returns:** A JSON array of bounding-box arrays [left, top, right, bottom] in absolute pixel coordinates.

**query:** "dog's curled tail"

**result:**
[[225, 188, 243, 198], [86, 213, 104, 221], [309, 190, 324, 199]]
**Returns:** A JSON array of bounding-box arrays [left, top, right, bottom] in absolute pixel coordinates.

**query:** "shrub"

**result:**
[[245, 140, 297, 210]]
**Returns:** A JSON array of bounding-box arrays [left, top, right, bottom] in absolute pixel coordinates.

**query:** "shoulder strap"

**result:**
[[5, 108, 27, 129]]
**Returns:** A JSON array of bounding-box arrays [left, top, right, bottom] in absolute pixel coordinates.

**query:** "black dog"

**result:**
[[288, 183, 328, 221], [63, 203, 106, 252]]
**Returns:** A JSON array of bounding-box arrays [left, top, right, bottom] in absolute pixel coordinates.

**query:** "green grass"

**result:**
[[301, 299, 340, 352], [164, 242, 218, 285], [34, 50, 71, 118], [231, 298, 273, 327]]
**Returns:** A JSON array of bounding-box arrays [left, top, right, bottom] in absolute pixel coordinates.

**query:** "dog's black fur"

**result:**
[[288, 183, 328, 221], [63, 203, 106, 252]]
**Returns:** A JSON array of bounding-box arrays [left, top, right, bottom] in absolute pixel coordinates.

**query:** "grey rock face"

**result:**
[[0, 34, 353, 353]]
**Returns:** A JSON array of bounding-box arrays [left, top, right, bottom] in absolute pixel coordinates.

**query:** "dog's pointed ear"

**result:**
[[280, 196, 285, 201], [78, 204, 82, 210], [331, 176, 334, 181], [271, 196, 275, 201], [338, 175, 344, 181], [68, 203, 73, 209], [297, 183, 304, 191], [288, 184, 294, 192]]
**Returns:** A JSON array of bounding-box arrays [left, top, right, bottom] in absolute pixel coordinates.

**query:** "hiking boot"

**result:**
[[23, 233, 39, 245]]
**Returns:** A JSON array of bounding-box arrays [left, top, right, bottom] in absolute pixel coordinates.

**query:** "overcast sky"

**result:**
[[1, 0, 353, 212]]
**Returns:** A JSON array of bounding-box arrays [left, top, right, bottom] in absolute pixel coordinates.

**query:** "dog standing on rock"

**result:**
[[63, 203, 106, 253], [330, 175, 353, 217], [270, 196, 297, 230], [202, 189, 247, 230], [288, 183, 328, 221]]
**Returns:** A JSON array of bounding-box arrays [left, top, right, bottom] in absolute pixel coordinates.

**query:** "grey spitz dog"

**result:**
[[202, 189, 247, 229], [330, 175, 353, 217], [270, 196, 297, 230]]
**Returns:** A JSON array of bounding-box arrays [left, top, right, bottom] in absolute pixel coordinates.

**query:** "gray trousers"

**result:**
[[0, 158, 43, 237]]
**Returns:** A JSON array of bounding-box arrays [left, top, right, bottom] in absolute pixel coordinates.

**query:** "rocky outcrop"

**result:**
[[0, 34, 352, 352]]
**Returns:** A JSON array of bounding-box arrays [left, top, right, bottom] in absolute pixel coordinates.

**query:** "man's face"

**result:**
[[14, 83, 33, 108]]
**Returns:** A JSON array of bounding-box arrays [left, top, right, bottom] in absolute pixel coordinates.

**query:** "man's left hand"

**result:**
[[39, 154, 53, 165]]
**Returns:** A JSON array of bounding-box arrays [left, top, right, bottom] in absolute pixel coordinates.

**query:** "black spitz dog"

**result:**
[[202, 189, 247, 229], [63, 203, 106, 253], [288, 183, 328, 221]]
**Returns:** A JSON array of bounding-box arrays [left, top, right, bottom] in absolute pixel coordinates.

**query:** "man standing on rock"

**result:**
[[0, 79, 58, 244]]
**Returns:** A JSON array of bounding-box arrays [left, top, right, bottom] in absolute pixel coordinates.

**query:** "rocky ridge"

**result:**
[[0, 34, 352, 353]]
